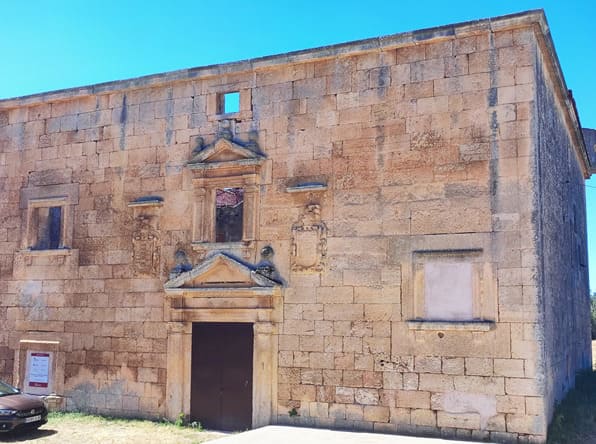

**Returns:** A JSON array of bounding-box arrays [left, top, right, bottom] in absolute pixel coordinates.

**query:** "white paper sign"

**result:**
[[28, 352, 50, 388]]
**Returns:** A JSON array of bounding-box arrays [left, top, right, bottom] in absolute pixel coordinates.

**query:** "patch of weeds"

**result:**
[[159, 412, 202, 431], [190, 420, 203, 431], [288, 407, 298, 417], [175, 412, 186, 427], [547, 371, 596, 443], [48, 411, 204, 432]]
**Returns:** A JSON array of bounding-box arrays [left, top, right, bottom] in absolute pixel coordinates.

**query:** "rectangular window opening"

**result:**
[[220, 91, 240, 114], [33, 206, 62, 250], [215, 188, 244, 242]]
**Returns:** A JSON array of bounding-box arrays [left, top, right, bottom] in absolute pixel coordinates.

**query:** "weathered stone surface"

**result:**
[[0, 9, 590, 443]]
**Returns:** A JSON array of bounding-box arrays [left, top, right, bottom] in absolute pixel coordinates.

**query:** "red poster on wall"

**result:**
[[28, 352, 50, 388]]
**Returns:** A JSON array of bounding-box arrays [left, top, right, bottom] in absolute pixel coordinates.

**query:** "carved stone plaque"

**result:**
[[132, 217, 160, 276], [291, 204, 327, 272]]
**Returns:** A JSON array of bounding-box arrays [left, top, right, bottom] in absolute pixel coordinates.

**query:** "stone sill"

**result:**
[[286, 183, 328, 193], [406, 320, 496, 331], [127, 199, 163, 208], [164, 286, 277, 296], [209, 110, 252, 122], [20, 248, 76, 257], [190, 241, 255, 262], [191, 241, 250, 250]]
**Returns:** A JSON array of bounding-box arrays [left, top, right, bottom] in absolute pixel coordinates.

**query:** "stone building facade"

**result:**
[[0, 10, 593, 443]]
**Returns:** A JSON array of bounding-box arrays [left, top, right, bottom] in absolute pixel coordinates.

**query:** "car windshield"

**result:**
[[0, 380, 19, 396]]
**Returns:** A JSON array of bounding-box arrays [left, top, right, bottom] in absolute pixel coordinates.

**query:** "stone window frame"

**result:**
[[191, 176, 259, 257], [408, 249, 496, 331], [25, 196, 72, 251], [207, 88, 252, 121], [218, 91, 240, 114]]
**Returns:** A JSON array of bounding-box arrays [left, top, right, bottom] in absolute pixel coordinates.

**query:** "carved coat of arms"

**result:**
[[132, 215, 160, 276], [291, 204, 327, 272]]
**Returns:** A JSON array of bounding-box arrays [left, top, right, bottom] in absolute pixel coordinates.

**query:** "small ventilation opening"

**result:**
[[220, 91, 240, 114]]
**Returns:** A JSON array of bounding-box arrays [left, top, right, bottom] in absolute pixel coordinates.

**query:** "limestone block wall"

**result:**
[[0, 93, 195, 416], [271, 26, 552, 443], [533, 42, 592, 421], [0, 10, 591, 444]]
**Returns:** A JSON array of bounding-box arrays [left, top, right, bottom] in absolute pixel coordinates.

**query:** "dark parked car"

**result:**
[[0, 380, 47, 432]]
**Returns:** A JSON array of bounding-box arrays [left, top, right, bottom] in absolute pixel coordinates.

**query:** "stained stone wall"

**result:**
[[533, 43, 592, 422], [0, 10, 592, 443]]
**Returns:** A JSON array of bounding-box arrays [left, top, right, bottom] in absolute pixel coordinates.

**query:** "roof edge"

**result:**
[[0, 9, 546, 108], [524, 12, 593, 176]]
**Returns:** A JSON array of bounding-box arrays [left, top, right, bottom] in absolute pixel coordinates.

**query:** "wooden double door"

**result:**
[[191, 322, 253, 431]]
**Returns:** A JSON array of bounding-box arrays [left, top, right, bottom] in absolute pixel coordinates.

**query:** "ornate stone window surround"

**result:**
[[187, 136, 265, 261]]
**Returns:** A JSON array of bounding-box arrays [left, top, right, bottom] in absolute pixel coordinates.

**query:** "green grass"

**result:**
[[547, 371, 596, 443], [47, 411, 202, 430]]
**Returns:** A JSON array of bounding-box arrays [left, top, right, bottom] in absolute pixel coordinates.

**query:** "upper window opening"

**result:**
[[32, 206, 62, 250], [215, 188, 244, 242], [220, 91, 240, 114]]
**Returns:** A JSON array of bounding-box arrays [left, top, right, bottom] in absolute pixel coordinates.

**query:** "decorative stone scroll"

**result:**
[[291, 204, 327, 273]]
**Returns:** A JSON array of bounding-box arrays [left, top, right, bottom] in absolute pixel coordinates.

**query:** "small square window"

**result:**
[[32, 206, 63, 250], [219, 91, 240, 114], [215, 187, 244, 242]]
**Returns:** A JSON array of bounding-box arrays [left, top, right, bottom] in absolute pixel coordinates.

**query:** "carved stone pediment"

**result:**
[[163, 251, 283, 324], [187, 137, 265, 170], [164, 252, 281, 289]]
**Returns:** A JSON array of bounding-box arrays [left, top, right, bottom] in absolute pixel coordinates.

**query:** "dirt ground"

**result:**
[[0, 414, 226, 444]]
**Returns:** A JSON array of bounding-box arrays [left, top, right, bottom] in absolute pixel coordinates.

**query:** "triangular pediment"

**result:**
[[164, 252, 279, 289], [188, 137, 265, 168]]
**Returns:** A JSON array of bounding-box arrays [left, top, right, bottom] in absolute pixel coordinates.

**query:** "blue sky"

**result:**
[[2, 0, 596, 289]]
